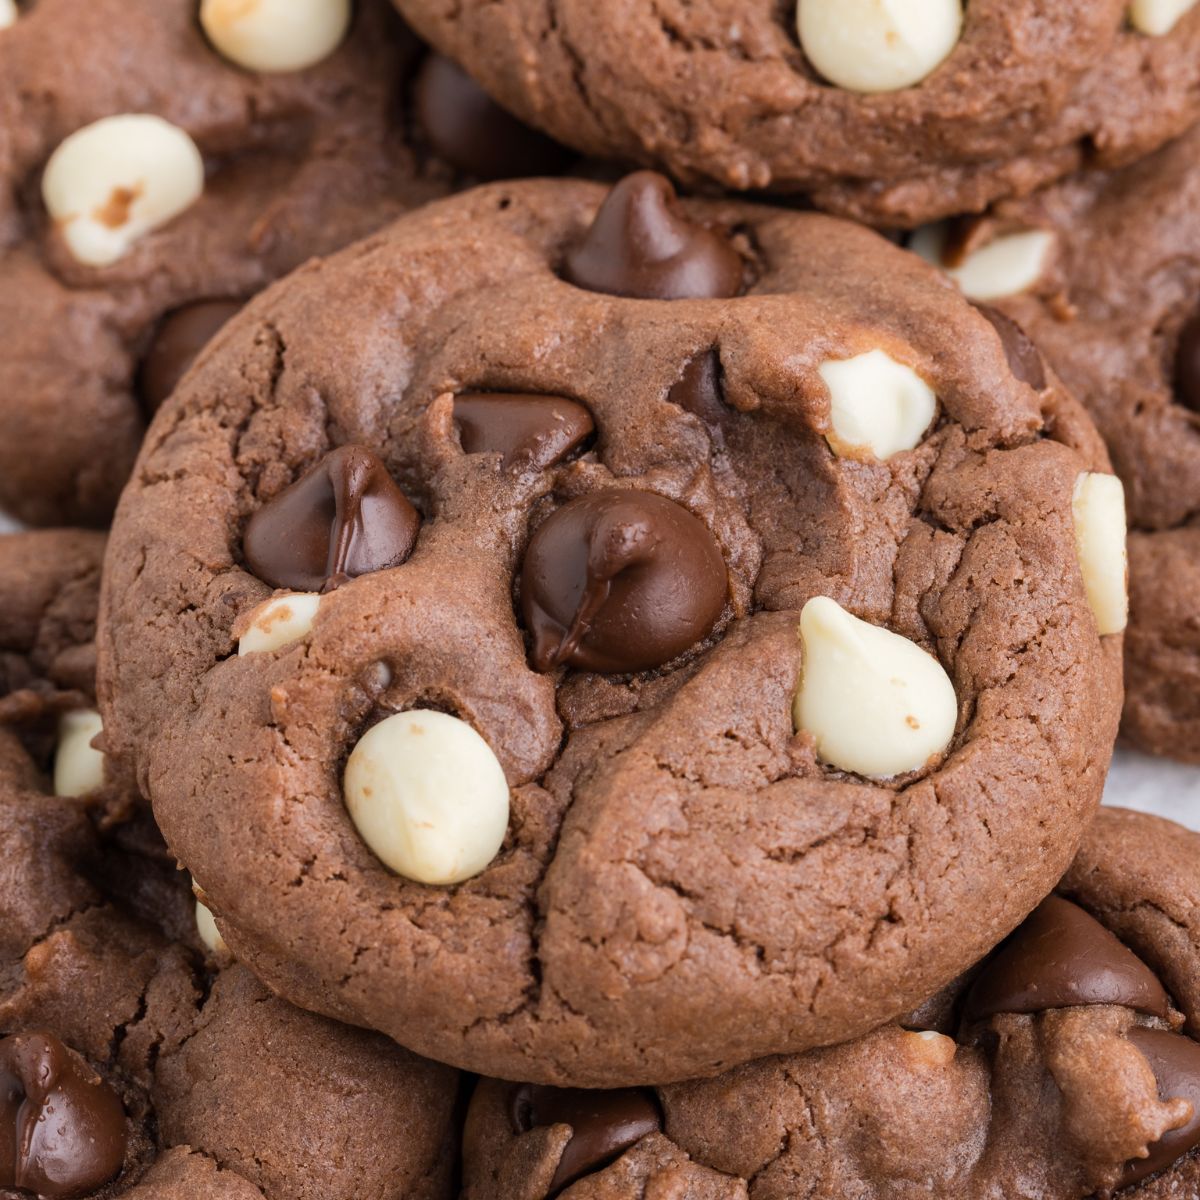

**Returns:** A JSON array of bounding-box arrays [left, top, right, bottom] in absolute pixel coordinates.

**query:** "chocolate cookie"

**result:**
[[462, 806, 1200, 1200], [910, 123, 1200, 763], [390, 0, 1200, 227], [0, 0, 567, 529], [99, 173, 1124, 1087]]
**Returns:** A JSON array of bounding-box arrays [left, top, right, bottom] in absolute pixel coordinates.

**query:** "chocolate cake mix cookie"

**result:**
[[910, 123, 1200, 763], [100, 172, 1125, 1087], [462, 807, 1200, 1200], [0, 0, 568, 530], [391, 0, 1200, 227]]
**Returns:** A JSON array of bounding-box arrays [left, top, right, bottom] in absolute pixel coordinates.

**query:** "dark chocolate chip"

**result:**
[[667, 350, 726, 434], [243, 445, 420, 592], [1175, 313, 1200, 412], [508, 1084, 661, 1193], [520, 489, 728, 674], [0, 1031, 127, 1199], [138, 299, 243, 414], [413, 53, 573, 181], [562, 171, 744, 300], [964, 895, 1171, 1022], [453, 393, 594, 472], [973, 303, 1047, 391], [1120, 1028, 1200, 1187]]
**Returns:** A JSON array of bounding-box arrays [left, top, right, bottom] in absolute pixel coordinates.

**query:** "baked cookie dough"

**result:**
[[462, 806, 1200, 1200], [100, 172, 1124, 1087], [0, 0, 566, 529], [390, 0, 1200, 226], [910, 123, 1200, 763]]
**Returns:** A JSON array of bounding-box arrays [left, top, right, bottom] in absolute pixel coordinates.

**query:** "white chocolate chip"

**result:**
[[195, 897, 229, 956], [821, 349, 936, 461], [794, 597, 958, 779], [1072, 473, 1129, 636], [0, 0, 18, 29], [904, 1030, 957, 1066], [42, 115, 204, 267], [1129, 0, 1198, 34], [909, 223, 1055, 301], [797, 0, 963, 93], [53, 708, 106, 797], [200, 0, 352, 73], [237, 592, 322, 655], [343, 710, 510, 886]]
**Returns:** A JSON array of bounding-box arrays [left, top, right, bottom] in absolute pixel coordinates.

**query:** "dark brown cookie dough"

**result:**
[[0, 0, 566, 530], [390, 0, 1200, 227], [923, 125, 1200, 762], [462, 807, 1200, 1200], [99, 174, 1123, 1087]]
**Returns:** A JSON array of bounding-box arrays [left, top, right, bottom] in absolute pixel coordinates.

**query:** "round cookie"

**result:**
[[461, 806, 1200, 1200], [99, 172, 1124, 1087], [0, 0, 567, 529], [390, 0, 1200, 226], [909, 123, 1200, 762]]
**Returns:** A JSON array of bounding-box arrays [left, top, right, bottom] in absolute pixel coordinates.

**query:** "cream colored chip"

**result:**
[[797, 0, 963, 93], [909, 224, 1055, 301], [53, 708, 106, 797], [343, 710, 510, 886], [794, 597, 958, 779], [237, 592, 322, 655], [1072, 473, 1129, 636], [904, 1030, 958, 1067], [200, 0, 352, 73], [195, 897, 229, 956], [0, 1, 18, 29], [821, 349, 936, 460], [42, 115, 204, 267], [1129, 0, 1198, 35]]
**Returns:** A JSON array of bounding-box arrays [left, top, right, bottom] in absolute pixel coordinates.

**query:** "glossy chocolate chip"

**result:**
[[520, 489, 728, 674], [1120, 1028, 1200, 1187], [0, 1031, 127, 1199], [667, 350, 727, 434], [973, 303, 1047, 391], [243, 445, 420, 592], [1175, 313, 1200, 412], [453, 393, 594, 472], [413, 53, 573, 181], [138, 299, 243, 413], [562, 172, 744, 300], [965, 895, 1171, 1022], [509, 1084, 661, 1192]]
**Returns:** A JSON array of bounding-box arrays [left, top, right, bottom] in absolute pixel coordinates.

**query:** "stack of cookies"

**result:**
[[2, 2, 1200, 1197]]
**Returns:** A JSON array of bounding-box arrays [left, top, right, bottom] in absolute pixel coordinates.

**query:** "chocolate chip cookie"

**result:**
[[910, 123, 1200, 763], [0, 0, 568, 529], [100, 172, 1124, 1087], [461, 806, 1200, 1200], [391, 0, 1200, 227]]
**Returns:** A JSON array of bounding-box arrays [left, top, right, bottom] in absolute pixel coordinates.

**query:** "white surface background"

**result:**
[[3, 510, 1195, 826]]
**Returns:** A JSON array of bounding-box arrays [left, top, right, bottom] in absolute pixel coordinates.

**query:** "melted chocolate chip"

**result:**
[[667, 350, 727, 434], [413, 53, 573, 181], [243, 445, 420, 592], [973, 303, 1047, 391], [508, 1084, 661, 1192], [453, 393, 594, 472], [1120, 1028, 1200, 1187], [0, 1032, 127, 1199], [520, 489, 728, 674], [562, 172, 744, 300], [965, 895, 1171, 1022], [1175, 313, 1200, 412], [138, 299, 243, 413]]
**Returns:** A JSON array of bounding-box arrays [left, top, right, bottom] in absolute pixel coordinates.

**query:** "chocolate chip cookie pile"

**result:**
[[3, 2, 1200, 1197]]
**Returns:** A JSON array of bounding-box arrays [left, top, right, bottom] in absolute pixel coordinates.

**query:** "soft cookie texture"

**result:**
[[461, 808, 1200, 1200], [921, 125, 1200, 762], [390, 0, 1200, 227], [99, 175, 1122, 1087]]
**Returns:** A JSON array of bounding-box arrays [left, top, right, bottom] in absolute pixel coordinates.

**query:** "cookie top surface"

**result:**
[[391, 0, 1200, 226], [100, 174, 1123, 1087], [0, 0, 559, 528], [462, 807, 1200, 1200]]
